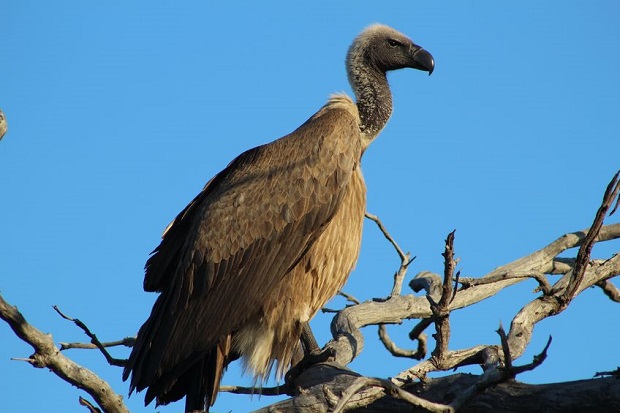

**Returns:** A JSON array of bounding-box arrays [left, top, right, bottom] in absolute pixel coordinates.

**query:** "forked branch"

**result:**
[[53, 305, 127, 367], [0, 294, 129, 413]]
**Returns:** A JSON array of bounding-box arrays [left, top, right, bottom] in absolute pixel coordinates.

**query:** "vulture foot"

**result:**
[[284, 346, 336, 395], [284, 322, 336, 394]]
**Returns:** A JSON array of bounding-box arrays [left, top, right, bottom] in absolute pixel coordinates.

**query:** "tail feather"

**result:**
[[124, 289, 233, 411]]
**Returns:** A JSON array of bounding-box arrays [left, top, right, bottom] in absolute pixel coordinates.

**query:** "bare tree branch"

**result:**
[[459, 270, 551, 295], [79, 397, 102, 413], [509, 335, 552, 376], [53, 305, 127, 367], [365, 211, 415, 296], [338, 291, 361, 305], [596, 279, 620, 302], [505, 200, 620, 363], [428, 230, 457, 367], [365, 212, 408, 263], [594, 367, 620, 378], [331, 376, 453, 413], [0, 294, 129, 413], [560, 171, 620, 305], [60, 337, 136, 351], [377, 324, 425, 359], [409, 271, 442, 298], [322, 221, 620, 375], [496, 323, 513, 371], [403, 374, 620, 413], [219, 384, 287, 396], [321, 220, 620, 373]]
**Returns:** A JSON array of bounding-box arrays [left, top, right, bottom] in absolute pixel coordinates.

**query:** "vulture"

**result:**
[[124, 24, 434, 412]]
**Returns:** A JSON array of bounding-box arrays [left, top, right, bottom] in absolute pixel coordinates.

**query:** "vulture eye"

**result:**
[[387, 39, 401, 48]]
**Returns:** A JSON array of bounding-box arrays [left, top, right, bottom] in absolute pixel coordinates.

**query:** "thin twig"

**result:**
[[11, 356, 36, 363], [60, 337, 136, 351], [391, 255, 414, 297], [459, 270, 552, 295], [496, 323, 513, 371], [79, 397, 102, 413], [365, 212, 408, 262], [219, 384, 287, 396], [509, 336, 552, 375], [365, 211, 415, 296], [594, 367, 620, 378], [338, 291, 361, 305], [451, 270, 461, 302], [53, 305, 126, 367]]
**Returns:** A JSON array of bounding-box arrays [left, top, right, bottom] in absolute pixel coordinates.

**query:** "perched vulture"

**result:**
[[124, 24, 434, 412]]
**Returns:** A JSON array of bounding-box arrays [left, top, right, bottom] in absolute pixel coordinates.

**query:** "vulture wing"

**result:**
[[124, 98, 361, 403]]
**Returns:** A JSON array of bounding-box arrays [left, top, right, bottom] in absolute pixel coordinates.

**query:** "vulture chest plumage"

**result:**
[[235, 155, 366, 377], [221, 95, 367, 378]]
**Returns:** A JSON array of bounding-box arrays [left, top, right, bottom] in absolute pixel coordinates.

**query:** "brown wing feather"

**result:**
[[124, 99, 361, 404]]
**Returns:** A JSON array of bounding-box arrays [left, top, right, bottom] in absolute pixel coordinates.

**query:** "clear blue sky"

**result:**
[[1, 2, 619, 412]]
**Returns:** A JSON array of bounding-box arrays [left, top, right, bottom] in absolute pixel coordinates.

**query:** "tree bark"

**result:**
[[256, 365, 620, 413]]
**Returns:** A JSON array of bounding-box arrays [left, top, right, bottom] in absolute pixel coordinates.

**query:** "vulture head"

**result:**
[[347, 24, 434, 76], [346, 24, 434, 144]]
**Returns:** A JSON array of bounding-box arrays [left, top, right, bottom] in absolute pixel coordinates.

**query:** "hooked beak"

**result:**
[[410, 46, 434, 75]]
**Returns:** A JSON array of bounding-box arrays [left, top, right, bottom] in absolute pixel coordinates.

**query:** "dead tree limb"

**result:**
[[0, 294, 129, 413], [429, 230, 457, 367], [320, 222, 620, 372], [377, 324, 425, 360], [560, 170, 620, 306], [401, 374, 620, 413], [269, 173, 620, 413], [596, 279, 620, 302]]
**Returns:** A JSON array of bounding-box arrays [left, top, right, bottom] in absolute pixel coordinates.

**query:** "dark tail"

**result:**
[[175, 337, 233, 412], [124, 322, 232, 412]]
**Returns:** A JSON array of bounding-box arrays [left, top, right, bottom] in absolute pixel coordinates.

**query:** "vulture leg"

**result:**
[[300, 321, 320, 354], [284, 322, 335, 393], [290, 322, 320, 366]]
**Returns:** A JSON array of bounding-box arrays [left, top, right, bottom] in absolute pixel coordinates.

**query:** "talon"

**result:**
[[285, 345, 336, 395]]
